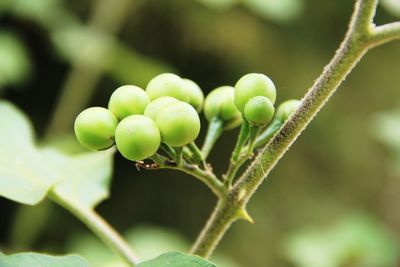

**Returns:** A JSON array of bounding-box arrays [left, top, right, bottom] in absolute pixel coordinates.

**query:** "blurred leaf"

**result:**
[[52, 26, 171, 87], [67, 225, 240, 267], [52, 27, 114, 69], [380, 0, 400, 17], [0, 32, 32, 88], [0, 251, 88, 267], [244, 0, 304, 23], [371, 107, 400, 152], [283, 214, 400, 267], [197, 0, 238, 10], [0, 101, 114, 207], [4, 0, 78, 30], [137, 252, 217, 267]]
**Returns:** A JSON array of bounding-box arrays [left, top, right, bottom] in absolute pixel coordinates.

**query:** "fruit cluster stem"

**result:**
[[191, 0, 400, 258]]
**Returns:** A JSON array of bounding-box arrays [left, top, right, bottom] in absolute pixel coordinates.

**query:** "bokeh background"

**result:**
[[1, 0, 400, 266]]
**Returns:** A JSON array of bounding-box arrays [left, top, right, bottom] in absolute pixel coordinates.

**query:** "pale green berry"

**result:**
[[183, 78, 204, 112], [155, 101, 200, 147], [244, 96, 275, 126], [204, 86, 241, 128], [234, 73, 276, 112], [275, 99, 301, 121], [146, 73, 188, 101], [144, 96, 179, 120], [74, 107, 118, 150], [115, 115, 161, 161], [108, 85, 150, 120]]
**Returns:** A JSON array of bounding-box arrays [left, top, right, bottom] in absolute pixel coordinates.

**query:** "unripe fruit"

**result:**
[[146, 73, 188, 102], [204, 86, 241, 127], [74, 107, 118, 150], [155, 102, 200, 147], [244, 96, 275, 126], [275, 99, 301, 121], [115, 115, 161, 161], [183, 78, 204, 112], [144, 96, 179, 120], [234, 73, 276, 112], [108, 85, 150, 120]]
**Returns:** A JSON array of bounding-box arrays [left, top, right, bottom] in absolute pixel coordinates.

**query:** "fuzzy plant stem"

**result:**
[[190, 0, 400, 258], [49, 192, 138, 266]]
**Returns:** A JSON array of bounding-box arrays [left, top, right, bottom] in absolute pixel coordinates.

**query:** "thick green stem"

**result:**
[[191, 0, 400, 258], [49, 192, 138, 266], [201, 118, 224, 159]]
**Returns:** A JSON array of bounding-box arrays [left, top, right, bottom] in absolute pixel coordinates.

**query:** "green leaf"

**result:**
[[43, 148, 114, 208], [283, 213, 400, 267], [137, 252, 217, 267], [0, 101, 114, 207], [0, 101, 58, 205], [0, 251, 89, 267]]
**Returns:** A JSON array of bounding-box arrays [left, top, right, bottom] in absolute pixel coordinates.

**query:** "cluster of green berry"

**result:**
[[74, 72, 300, 164]]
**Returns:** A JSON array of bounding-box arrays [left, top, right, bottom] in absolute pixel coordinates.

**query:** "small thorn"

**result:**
[[237, 208, 254, 224]]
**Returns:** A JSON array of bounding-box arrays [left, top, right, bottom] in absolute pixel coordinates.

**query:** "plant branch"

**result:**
[[49, 192, 138, 266], [149, 155, 225, 198], [369, 22, 400, 47], [190, 0, 400, 258]]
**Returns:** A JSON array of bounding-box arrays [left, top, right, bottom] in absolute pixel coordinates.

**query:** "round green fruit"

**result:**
[[108, 85, 150, 120], [144, 96, 179, 120], [115, 115, 161, 161], [183, 78, 204, 112], [244, 96, 275, 126], [234, 73, 276, 112], [275, 99, 301, 121], [204, 86, 241, 127], [74, 107, 118, 150], [146, 73, 188, 102], [155, 101, 200, 147]]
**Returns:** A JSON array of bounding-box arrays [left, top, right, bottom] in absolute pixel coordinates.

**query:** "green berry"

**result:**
[[144, 96, 179, 120], [146, 73, 188, 102], [183, 78, 204, 112], [244, 96, 275, 126], [275, 99, 301, 121], [155, 101, 200, 147], [204, 86, 241, 128], [74, 107, 118, 150], [115, 115, 161, 161], [234, 73, 276, 112], [108, 85, 150, 120]]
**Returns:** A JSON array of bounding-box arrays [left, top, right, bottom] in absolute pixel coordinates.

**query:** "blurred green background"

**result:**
[[1, 0, 400, 266]]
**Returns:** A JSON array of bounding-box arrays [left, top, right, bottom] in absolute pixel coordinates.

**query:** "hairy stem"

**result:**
[[191, 0, 400, 258], [49, 192, 138, 266]]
